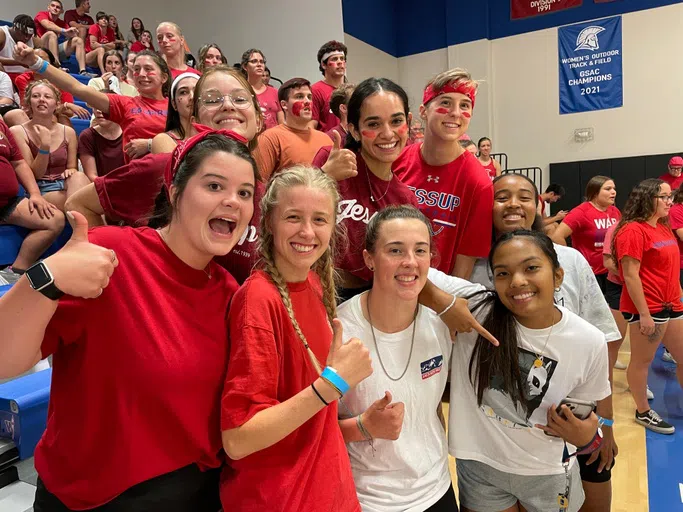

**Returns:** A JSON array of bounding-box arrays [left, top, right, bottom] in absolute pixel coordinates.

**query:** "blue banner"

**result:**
[[558, 16, 622, 114]]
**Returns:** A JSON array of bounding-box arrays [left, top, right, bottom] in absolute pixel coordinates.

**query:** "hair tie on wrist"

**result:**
[[38, 148, 50, 155]]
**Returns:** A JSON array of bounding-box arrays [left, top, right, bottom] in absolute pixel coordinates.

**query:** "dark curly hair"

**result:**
[[316, 40, 347, 75]]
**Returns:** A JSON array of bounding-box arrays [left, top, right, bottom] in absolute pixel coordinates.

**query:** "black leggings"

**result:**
[[33, 465, 221, 512], [426, 484, 459, 512]]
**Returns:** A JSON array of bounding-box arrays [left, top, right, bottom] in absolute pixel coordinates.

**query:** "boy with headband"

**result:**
[[311, 40, 347, 132]]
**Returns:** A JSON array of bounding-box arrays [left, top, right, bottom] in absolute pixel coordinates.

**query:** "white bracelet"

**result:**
[[147, 139, 152, 152], [437, 295, 457, 317], [29, 56, 45, 72]]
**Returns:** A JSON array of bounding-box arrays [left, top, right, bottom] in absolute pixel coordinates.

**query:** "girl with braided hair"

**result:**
[[220, 165, 372, 511]]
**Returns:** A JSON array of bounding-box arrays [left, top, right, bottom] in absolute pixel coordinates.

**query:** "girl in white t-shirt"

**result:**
[[337, 205, 460, 512], [449, 230, 610, 512]]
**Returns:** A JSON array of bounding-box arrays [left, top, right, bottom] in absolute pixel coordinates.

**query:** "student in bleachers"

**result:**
[[220, 164, 371, 512], [254, 78, 332, 179], [123, 49, 137, 85], [312, 78, 417, 301], [87, 49, 138, 96], [337, 205, 459, 512], [393, 68, 494, 280], [127, 17, 144, 48], [84, 11, 118, 74], [459, 138, 477, 154], [658, 156, 683, 190], [477, 136, 502, 180], [0, 15, 41, 82], [0, 70, 17, 106], [11, 80, 89, 210], [612, 178, 683, 435], [156, 22, 199, 79], [0, 118, 64, 273], [14, 43, 169, 163], [311, 40, 347, 131], [0, 130, 258, 510], [241, 48, 282, 130], [325, 82, 354, 141], [34, 0, 88, 72], [151, 72, 199, 153], [78, 108, 123, 180], [108, 15, 124, 50], [129, 29, 153, 53], [197, 43, 226, 73], [63, 0, 93, 41], [552, 176, 620, 294]]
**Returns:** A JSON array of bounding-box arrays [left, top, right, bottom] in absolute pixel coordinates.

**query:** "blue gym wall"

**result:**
[[343, 0, 683, 57]]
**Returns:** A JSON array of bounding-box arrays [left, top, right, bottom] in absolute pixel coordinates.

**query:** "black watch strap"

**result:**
[[26, 261, 64, 301]]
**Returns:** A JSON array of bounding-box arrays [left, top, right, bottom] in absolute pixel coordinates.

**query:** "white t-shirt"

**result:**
[[467, 243, 620, 342], [0, 26, 34, 74], [0, 71, 15, 102], [337, 293, 453, 512], [448, 305, 611, 476]]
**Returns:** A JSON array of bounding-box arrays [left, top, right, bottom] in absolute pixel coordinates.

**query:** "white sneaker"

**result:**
[[647, 386, 654, 400], [662, 350, 677, 364], [614, 360, 627, 370]]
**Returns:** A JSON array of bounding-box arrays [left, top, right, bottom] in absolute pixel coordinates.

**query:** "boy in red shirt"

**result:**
[[310, 40, 347, 132], [392, 68, 493, 279], [659, 156, 683, 190], [64, 0, 94, 41], [84, 11, 117, 74], [34, 0, 90, 72]]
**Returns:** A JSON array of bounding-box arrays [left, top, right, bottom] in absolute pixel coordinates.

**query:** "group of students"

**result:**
[[0, 13, 682, 512]]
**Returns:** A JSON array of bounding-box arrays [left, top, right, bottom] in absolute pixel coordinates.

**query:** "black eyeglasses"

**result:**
[[199, 89, 253, 110], [656, 195, 674, 202]]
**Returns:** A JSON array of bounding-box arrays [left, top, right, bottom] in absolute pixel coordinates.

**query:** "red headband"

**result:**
[[164, 124, 249, 194], [422, 82, 476, 110]]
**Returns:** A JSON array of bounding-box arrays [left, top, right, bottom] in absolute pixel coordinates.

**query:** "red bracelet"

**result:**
[[563, 428, 603, 463]]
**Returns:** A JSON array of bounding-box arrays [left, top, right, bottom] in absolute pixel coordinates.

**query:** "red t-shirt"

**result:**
[[85, 24, 115, 52], [34, 11, 67, 38], [256, 86, 282, 130], [78, 127, 124, 177], [311, 80, 340, 132], [659, 172, 683, 191], [37, 226, 238, 509], [221, 270, 360, 512], [312, 146, 418, 281], [616, 222, 683, 314], [15, 72, 75, 104], [563, 202, 620, 275], [667, 203, 683, 269], [169, 67, 201, 80], [63, 9, 94, 28], [325, 123, 346, 142], [392, 144, 494, 273], [106, 94, 167, 162], [602, 224, 622, 285], [0, 120, 22, 207], [130, 41, 149, 53]]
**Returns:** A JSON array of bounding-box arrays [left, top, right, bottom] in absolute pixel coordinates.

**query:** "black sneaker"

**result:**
[[635, 409, 675, 434]]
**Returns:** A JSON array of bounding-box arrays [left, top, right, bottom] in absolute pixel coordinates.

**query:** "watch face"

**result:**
[[27, 262, 53, 290]]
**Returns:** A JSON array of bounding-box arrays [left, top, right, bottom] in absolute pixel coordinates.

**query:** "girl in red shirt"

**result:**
[[241, 48, 283, 130], [312, 78, 418, 301], [552, 175, 621, 291], [198, 43, 226, 73], [13, 43, 169, 162], [476, 136, 501, 180], [0, 130, 259, 510], [156, 22, 200, 79], [613, 178, 683, 435], [11, 80, 90, 210], [221, 165, 372, 512]]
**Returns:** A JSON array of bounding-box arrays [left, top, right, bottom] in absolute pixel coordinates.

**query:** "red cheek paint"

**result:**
[[361, 130, 378, 139], [146, 72, 157, 77], [397, 124, 408, 135], [292, 101, 309, 116], [435, 107, 450, 115], [133, 72, 140, 77], [462, 111, 472, 119]]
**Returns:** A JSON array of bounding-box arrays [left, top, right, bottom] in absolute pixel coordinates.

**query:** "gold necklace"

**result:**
[[532, 309, 558, 368]]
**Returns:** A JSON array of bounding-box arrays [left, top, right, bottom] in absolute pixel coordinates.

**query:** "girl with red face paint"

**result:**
[[392, 68, 494, 281], [312, 78, 418, 302], [13, 43, 170, 164], [477, 136, 502, 180], [156, 22, 199, 79]]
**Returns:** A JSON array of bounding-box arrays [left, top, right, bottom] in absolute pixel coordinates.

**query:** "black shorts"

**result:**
[[604, 280, 622, 311], [622, 309, 683, 324], [577, 452, 612, 483], [0, 196, 23, 223], [594, 272, 608, 295]]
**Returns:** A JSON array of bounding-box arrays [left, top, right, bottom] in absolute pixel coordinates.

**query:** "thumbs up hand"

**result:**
[[326, 319, 372, 390], [321, 130, 358, 182], [44, 211, 119, 299], [361, 391, 405, 440]]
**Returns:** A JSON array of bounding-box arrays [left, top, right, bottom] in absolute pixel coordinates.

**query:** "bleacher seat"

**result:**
[[0, 369, 51, 460], [71, 118, 90, 137], [0, 224, 72, 267]]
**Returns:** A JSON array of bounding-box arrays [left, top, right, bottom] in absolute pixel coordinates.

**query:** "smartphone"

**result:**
[[556, 398, 596, 420]]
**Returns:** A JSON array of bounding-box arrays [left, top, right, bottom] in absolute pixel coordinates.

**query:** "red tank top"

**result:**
[[480, 158, 497, 180], [23, 125, 68, 181]]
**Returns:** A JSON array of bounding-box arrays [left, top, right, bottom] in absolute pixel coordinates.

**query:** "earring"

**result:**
[[369, 266, 374, 272], [554, 286, 561, 292]]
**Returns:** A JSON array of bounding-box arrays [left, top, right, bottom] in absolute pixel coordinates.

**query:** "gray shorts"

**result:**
[[58, 41, 71, 62], [456, 458, 584, 512]]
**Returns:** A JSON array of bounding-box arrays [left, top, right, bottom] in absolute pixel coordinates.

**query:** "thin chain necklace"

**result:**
[[366, 292, 418, 381], [531, 309, 558, 368], [364, 166, 393, 203], [157, 229, 211, 279]]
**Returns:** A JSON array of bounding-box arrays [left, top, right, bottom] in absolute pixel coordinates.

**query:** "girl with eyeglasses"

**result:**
[[241, 48, 283, 130], [611, 178, 683, 435]]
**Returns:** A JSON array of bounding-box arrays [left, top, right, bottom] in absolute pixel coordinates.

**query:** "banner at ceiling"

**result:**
[[594, 0, 620, 3], [511, 0, 583, 20], [558, 15, 622, 114]]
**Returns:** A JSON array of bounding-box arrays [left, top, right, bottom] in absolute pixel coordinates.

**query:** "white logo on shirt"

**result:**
[[427, 175, 440, 183], [337, 199, 376, 225]]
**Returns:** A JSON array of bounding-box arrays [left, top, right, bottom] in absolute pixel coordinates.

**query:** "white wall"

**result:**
[[397, 47, 448, 117], [491, 3, 683, 183], [1, 0, 345, 84], [344, 33, 399, 84]]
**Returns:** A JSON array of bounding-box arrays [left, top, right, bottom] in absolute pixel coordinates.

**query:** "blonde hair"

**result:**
[[258, 165, 343, 373], [156, 21, 182, 37], [23, 80, 61, 116], [426, 67, 479, 98]]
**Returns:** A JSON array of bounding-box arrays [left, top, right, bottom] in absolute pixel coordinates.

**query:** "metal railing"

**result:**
[[491, 153, 508, 171], [503, 167, 543, 192]]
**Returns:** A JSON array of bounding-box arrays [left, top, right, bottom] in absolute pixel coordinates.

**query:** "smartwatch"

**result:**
[[26, 261, 64, 300]]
